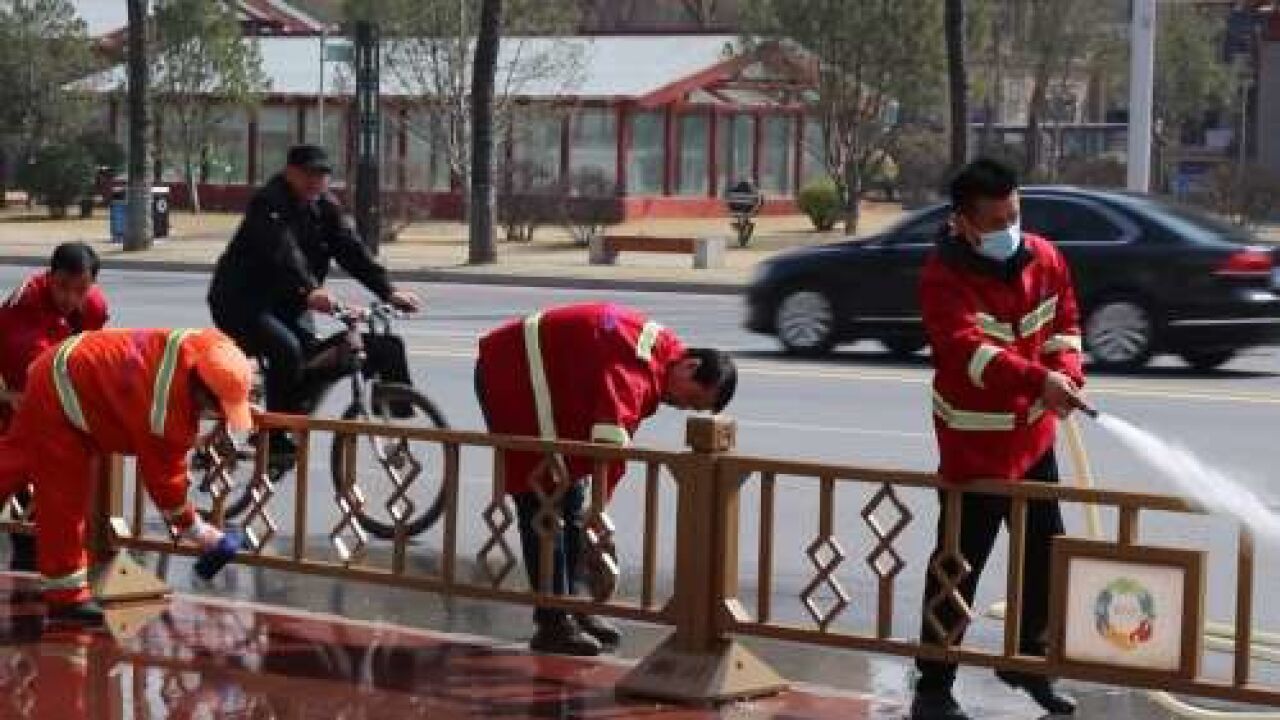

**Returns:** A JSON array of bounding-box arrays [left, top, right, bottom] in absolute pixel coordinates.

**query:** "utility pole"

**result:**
[[1128, 0, 1156, 193], [354, 20, 381, 254], [124, 0, 152, 251]]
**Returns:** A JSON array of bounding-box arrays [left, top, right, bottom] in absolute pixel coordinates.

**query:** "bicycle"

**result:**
[[190, 303, 449, 540]]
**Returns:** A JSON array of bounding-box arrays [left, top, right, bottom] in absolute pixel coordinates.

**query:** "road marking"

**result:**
[[407, 348, 1280, 407], [739, 419, 930, 439]]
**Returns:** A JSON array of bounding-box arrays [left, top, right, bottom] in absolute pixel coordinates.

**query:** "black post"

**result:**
[[354, 20, 381, 254]]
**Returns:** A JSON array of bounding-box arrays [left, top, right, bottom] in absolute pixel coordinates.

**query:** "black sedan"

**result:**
[[745, 187, 1280, 370]]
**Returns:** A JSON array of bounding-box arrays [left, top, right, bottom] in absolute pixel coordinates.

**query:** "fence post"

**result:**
[[87, 454, 125, 564], [617, 415, 786, 703], [90, 454, 171, 604]]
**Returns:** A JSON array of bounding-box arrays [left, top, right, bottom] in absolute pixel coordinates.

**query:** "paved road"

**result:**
[[8, 267, 1280, 718]]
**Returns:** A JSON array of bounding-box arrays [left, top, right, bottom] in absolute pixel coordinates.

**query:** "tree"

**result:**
[[1020, 0, 1124, 178], [349, 0, 582, 223], [125, 0, 151, 251], [151, 0, 268, 214], [470, 0, 502, 265], [1153, 4, 1237, 189], [944, 0, 968, 172], [743, 0, 945, 233], [0, 0, 95, 207]]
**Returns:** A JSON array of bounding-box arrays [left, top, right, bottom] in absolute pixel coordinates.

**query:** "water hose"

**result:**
[[988, 416, 1280, 717]]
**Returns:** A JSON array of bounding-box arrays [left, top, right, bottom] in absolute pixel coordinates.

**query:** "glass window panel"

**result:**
[[404, 108, 451, 192], [717, 114, 755, 194], [256, 105, 298, 183], [761, 115, 795, 196], [512, 111, 562, 188], [801, 117, 830, 187], [627, 111, 665, 196], [303, 105, 348, 185], [206, 108, 250, 185], [569, 108, 617, 189], [677, 113, 709, 197]]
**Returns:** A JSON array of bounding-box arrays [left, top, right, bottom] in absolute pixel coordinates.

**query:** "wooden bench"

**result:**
[[588, 234, 727, 270]]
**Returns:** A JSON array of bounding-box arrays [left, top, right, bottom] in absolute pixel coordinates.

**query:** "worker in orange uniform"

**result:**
[[0, 242, 109, 572], [474, 303, 737, 656], [911, 159, 1087, 720], [0, 327, 254, 627]]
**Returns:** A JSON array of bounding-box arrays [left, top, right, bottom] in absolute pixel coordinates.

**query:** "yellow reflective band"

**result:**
[[976, 313, 1015, 343], [52, 335, 88, 432], [967, 344, 1001, 389], [523, 313, 557, 441], [1019, 295, 1059, 338], [149, 329, 196, 436], [635, 321, 663, 362], [1028, 400, 1046, 424], [590, 423, 631, 446], [932, 390, 1015, 432], [41, 568, 89, 591], [1042, 334, 1083, 354]]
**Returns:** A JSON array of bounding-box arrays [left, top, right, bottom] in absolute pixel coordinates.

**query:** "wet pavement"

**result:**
[[0, 572, 889, 719]]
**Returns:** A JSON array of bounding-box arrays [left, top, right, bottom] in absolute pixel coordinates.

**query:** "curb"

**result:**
[[0, 254, 744, 296]]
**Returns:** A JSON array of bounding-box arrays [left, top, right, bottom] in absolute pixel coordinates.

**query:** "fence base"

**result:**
[[616, 635, 787, 704], [93, 552, 171, 604]]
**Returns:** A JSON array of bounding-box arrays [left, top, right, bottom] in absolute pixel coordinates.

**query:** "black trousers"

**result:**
[[916, 450, 1065, 690], [474, 360, 585, 627], [218, 308, 411, 415]]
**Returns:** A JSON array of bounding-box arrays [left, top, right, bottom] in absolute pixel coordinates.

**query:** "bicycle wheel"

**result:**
[[329, 382, 449, 540], [189, 421, 258, 523]]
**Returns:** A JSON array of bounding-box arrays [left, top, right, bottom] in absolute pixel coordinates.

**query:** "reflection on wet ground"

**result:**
[[0, 573, 882, 719]]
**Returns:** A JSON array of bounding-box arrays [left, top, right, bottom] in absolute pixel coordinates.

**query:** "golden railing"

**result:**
[[9, 413, 1274, 707]]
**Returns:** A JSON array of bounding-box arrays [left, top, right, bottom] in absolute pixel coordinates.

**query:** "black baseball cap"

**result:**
[[286, 144, 332, 174]]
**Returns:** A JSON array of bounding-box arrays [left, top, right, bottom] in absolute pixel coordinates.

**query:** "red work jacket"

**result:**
[[0, 270, 109, 392], [477, 303, 686, 495], [920, 232, 1085, 483]]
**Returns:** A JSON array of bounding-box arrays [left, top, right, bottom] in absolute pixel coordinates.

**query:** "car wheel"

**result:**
[[1179, 349, 1236, 372], [1086, 298, 1155, 371], [881, 336, 926, 357], [775, 288, 836, 356]]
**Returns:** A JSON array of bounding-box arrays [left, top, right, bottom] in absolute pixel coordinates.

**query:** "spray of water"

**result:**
[[1094, 413, 1280, 543]]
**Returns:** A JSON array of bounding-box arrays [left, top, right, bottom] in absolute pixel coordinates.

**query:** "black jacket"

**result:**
[[209, 174, 393, 327]]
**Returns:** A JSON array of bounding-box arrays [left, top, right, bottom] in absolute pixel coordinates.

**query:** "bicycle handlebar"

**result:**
[[331, 301, 410, 327]]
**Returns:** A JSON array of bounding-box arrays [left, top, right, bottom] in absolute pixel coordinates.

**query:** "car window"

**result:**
[[883, 206, 947, 246], [1022, 197, 1126, 244]]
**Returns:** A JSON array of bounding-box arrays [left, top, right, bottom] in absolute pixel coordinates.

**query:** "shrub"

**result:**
[[498, 161, 561, 243], [1204, 163, 1280, 227], [797, 178, 841, 231], [18, 143, 95, 218], [561, 169, 623, 246]]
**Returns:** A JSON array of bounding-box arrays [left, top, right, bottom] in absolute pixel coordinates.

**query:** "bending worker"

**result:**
[[0, 328, 253, 626], [475, 302, 737, 657]]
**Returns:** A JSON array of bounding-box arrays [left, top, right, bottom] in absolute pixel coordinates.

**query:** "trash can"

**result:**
[[151, 186, 170, 239], [108, 187, 126, 244]]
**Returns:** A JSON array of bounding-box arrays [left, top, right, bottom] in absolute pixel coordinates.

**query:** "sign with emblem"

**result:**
[[1049, 538, 1204, 679]]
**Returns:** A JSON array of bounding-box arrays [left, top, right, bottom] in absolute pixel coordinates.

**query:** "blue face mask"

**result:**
[[977, 221, 1022, 261]]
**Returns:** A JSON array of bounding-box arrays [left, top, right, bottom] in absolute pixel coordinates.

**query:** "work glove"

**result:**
[[187, 518, 245, 581]]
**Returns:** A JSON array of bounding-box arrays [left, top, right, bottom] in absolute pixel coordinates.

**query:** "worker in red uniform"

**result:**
[[0, 242, 109, 572], [474, 303, 737, 656], [911, 159, 1087, 720], [0, 327, 253, 627]]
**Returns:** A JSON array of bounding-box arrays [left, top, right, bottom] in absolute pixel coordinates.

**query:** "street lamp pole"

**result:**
[[1128, 0, 1157, 192], [318, 26, 327, 148]]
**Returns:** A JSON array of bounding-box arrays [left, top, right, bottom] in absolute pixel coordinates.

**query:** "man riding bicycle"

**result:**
[[208, 145, 421, 463]]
